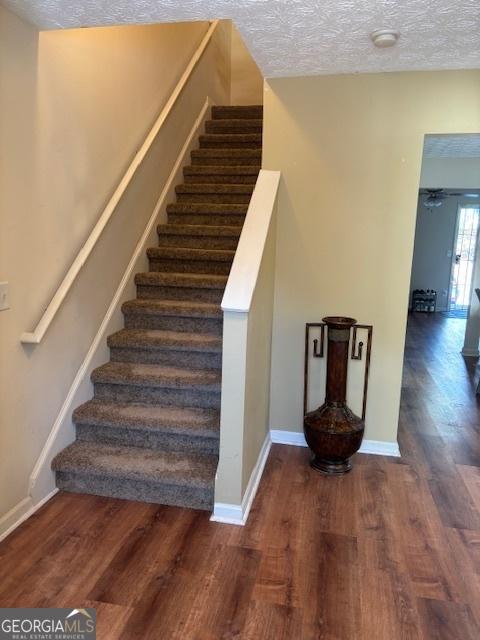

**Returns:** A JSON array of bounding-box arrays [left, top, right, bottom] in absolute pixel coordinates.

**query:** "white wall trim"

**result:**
[[270, 429, 401, 458], [270, 429, 307, 447], [211, 433, 272, 526], [359, 439, 401, 457], [0, 489, 58, 543], [0, 497, 32, 542], [27, 99, 211, 506], [210, 502, 244, 525]]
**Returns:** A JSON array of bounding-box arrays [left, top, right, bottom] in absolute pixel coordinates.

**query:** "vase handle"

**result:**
[[351, 324, 373, 420], [304, 323, 325, 415], [304, 322, 373, 421]]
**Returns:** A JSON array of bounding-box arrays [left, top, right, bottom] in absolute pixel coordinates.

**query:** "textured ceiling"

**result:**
[[424, 135, 480, 158], [4, 0, 480, 78]]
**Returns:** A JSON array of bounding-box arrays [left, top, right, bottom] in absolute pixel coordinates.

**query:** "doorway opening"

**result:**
[[448, 204, 480, 316], [409, 134, 480, 337], [401, 132, 480, 466]]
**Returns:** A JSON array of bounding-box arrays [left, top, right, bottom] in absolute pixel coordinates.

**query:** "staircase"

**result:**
[[51, 105, 263, 511]]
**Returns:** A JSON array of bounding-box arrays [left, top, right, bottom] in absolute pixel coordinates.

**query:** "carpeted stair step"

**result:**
[[122, 298, 223, 333], [108, 328, 223, 368], [191, 148, 261, 166], [205, 119, 263, 134], [184, 174, 258, 186], [73, 399, 220, 454], [175, 183, 254, 204], [211, 105, 263, 120], [157, 224, 242, 250], [147, 246, 234, 275], [52, 440, 217, 510], [135, 272, 227, 303], [52, 103, 263, 512], [92, 361, 221, 408], [167, 202, 248, 226], [199, 133, 262, 149], [183, 165, 260, 185]]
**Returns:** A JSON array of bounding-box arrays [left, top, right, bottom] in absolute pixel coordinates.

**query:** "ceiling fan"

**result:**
[[420, 188, 480, 209]]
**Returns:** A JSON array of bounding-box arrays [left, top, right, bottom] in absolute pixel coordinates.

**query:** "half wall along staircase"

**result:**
[[52, 105, 263, 510]]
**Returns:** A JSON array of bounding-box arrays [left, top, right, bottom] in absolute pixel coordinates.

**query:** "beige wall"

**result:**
[[0, 7, 231, 526], [216, 311, 249, 505], [230, 22, 263, 105], [241, 213, 276, 491], [263, 70, 480, 445]]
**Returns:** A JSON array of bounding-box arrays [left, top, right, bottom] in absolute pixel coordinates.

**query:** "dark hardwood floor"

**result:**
[[1, 313, 480, 639]]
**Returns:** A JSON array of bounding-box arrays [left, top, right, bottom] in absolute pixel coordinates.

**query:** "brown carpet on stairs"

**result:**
[[51, 104, 263, 511]]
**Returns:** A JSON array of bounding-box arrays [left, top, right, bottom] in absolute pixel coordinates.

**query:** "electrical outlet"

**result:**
[[0, 282, 10, 311]]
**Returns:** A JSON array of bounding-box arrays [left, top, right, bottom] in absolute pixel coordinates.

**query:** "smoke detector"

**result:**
[[371, 29, 400, 48]]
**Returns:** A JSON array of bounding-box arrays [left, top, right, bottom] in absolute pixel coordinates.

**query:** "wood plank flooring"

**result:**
[[1, 313, 480, 639]]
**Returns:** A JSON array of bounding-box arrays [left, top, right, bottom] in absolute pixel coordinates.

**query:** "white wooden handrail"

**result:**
[[221, 170, 281, 313], [21, 20, 219, 345]]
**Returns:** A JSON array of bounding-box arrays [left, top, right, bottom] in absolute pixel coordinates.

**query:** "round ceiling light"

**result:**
[[371, 29, 400, 48], [424, 195, 444, 209]]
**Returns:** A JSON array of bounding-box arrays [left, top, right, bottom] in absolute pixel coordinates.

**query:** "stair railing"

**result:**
[[21, 20, 219, 345], [221, 170, 280, 312]]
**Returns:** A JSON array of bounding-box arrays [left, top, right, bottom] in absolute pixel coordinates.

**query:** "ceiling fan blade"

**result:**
[[447, 192, 480, 198], [419, 190, 479, 199]]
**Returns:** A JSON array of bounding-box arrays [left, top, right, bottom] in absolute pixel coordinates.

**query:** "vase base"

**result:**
[[310, 457, 352, 475]]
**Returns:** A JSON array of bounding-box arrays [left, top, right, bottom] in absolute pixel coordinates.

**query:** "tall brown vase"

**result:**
[[303, 316, 372, 475]]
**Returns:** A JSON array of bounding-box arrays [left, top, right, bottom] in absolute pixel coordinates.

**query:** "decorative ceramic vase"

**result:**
[[303, 316, 372, 475]]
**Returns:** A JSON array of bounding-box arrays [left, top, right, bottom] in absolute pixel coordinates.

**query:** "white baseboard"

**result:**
[[25, 99, 212, 508], [0, 489, 58, 543], [0, 497, 32, 542], [270, 429, 401, 458], [270, 429, 307, 447], [210, 502, 244, 525], [359, 439, 401, 457], [211, 433, 271, 526]]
